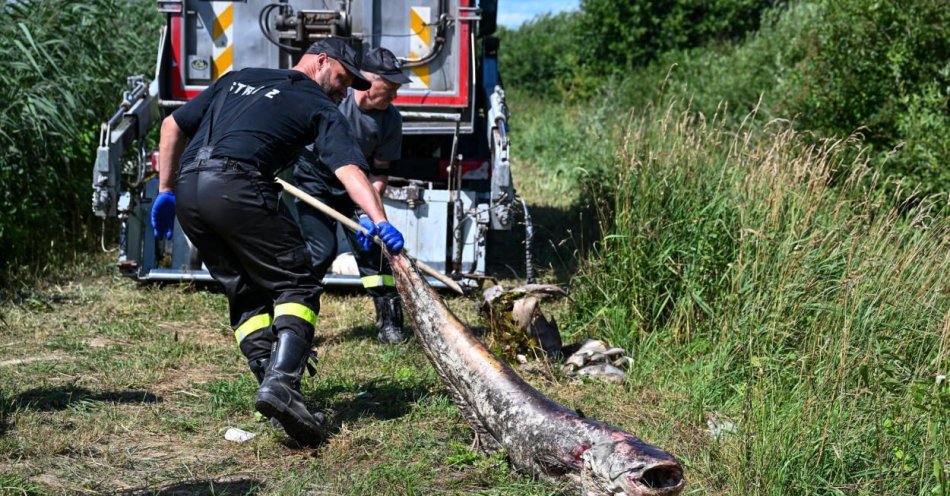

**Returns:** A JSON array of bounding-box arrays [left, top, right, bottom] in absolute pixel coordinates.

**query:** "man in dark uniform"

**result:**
[[150, 39, 405, 446], [293, 47, 412, 345]]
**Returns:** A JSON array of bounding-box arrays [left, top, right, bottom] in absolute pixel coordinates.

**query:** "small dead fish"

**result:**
[[390, 255, 685, 495]]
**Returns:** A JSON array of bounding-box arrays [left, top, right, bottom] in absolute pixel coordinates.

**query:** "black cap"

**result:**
[[306, 38, 371, 91], [362, 47, 412, 85]]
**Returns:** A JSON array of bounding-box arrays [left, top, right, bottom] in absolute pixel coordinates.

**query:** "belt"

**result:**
[[182, 157, 271, 179]]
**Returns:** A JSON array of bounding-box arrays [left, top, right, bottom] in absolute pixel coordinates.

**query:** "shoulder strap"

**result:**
[[203, 80, 230, 147]]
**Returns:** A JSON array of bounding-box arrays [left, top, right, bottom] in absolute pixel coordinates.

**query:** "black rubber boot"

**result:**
[[248, 357, 269, 384], [248, 357, 281, 428], [255, 331, 324, 446], [251, 355, 324, 429], [373, 294, 407, 344], [241, 328, 276, 384]]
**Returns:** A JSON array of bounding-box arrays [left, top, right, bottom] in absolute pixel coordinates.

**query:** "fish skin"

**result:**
[[389, 254, 685, 496]]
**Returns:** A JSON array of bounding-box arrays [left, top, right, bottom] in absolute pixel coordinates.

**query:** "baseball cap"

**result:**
[[306, 38, 371, 91], [362, 47, 412, 85]]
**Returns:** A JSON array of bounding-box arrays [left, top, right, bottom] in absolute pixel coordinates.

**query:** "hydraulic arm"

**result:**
[[92, 75, 158, 218]]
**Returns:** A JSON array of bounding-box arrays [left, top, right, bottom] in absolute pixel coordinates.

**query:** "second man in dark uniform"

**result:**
[[293, 47, 413, 344]]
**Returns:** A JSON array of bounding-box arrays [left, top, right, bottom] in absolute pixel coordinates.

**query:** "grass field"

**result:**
[[1, 93, 947, 495], [0, 270, 586, 495], [0, 115, 627, 495]]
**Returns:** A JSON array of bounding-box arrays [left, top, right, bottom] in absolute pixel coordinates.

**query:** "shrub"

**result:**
[[577, 0, 778, 73], [782, 0, 950, 194], [615, 2, 820, 120], [597, 0, 950, 194], [496, 12, 581, 98]]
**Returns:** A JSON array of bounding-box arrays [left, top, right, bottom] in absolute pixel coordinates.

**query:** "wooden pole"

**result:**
[[276, 178, 465, 295]]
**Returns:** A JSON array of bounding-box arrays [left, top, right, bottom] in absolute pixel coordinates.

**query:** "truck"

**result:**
[[92, 0, 531, 288]]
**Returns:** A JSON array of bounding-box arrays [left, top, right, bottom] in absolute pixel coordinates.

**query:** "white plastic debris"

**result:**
[[706, 415, 737, 440], [574, 363, 627, 383], [561, 339, 631, 383], [481, 284, 507, 306], [224, 427, 257, 443], [575, 338, 609, 354]]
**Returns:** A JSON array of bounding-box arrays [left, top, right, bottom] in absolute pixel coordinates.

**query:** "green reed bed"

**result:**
[[0, 0, 159, 287], [567, 103, 949, 495]]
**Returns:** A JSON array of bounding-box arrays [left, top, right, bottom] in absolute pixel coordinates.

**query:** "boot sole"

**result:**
[[377, 332, 408, 345], [255, 392, 322, 446]]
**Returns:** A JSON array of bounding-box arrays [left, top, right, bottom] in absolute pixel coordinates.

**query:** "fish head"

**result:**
[[580, 438, 685, 496]]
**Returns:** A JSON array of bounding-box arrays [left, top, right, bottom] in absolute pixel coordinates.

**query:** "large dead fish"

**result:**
[[389, 254, 685, 496]]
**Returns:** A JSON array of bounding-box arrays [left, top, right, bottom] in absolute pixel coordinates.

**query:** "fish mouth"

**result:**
[[625, 461, 685, 495]]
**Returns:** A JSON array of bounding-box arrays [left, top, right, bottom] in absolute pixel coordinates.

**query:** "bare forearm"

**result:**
[[370, 160, 391, 195], [369, 174, 388, 195], [158, 116, 187, 192], [336, 165, 387, 223]]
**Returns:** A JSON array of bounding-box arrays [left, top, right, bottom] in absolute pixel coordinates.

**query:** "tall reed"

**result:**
[[0, 0, 159, 288], [569, 101, 949, 495]]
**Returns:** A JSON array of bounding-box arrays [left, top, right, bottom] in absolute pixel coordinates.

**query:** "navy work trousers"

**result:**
[[175, 159, 321, 360]]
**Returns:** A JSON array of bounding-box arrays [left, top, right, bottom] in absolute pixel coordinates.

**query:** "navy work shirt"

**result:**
[[293, 89, 402, 198], [172, 68, 368, 177]]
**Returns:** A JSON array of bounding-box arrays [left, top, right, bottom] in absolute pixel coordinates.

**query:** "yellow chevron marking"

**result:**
[[211, 4, 233, 41], [409, 51, 430, 87], [409, 7, 431, 88], [410, 8, 431, 46], [213, 44, 233, 79]]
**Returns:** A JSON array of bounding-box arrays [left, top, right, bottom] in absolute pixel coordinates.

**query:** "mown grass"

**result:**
[[0, 270, 588, 495], [0, 123, 601, 495]]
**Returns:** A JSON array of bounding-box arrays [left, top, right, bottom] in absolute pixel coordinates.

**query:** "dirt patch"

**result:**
[[30, 472, 69, 490], [86, 337, 113, 348], [158, 322, 230, 341], [0, 354, 70, 367], [151, 363, 234, 396]]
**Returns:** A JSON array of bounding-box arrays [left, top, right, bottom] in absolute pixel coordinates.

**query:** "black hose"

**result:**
[[259, 3, 303, 53]]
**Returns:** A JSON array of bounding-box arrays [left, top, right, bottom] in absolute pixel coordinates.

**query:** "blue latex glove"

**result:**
[[377, 221, 404, 252], [355, 215, 378, 251], [151, 191, 176, 240]]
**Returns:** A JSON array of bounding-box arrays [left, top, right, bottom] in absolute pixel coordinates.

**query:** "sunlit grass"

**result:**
[[560, 99, 950, 495]]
